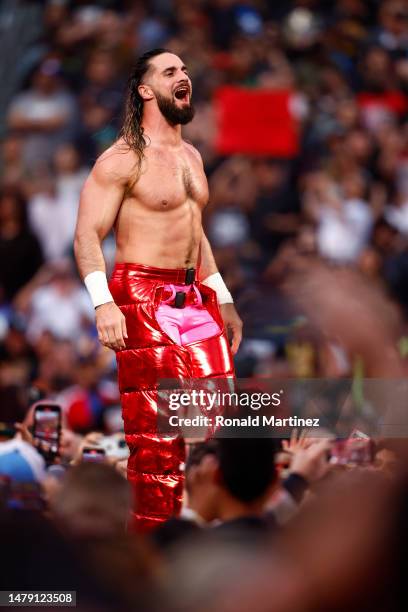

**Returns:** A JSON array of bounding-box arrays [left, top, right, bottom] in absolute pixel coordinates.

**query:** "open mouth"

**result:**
[[174, 85, 190, 101]]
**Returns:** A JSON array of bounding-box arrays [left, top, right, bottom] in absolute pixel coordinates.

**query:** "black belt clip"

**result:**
[[175, 291, 186, 308], [185, 268, 195, 285]]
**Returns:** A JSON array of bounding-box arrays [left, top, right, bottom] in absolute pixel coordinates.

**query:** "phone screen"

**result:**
[[33, 404, 61, 457], [82, 447, 106, 463], [331, 437, 374, 466]]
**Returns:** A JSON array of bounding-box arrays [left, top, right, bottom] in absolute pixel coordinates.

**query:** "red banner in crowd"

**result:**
[[357, 91, 408, 116], [214, 87, 299, 157]]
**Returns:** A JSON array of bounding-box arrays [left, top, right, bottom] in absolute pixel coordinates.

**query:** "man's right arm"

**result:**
[[74, 147, 129, 351]]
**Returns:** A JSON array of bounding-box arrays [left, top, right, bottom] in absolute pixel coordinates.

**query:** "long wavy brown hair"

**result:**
[[119, 48, 169, 179]]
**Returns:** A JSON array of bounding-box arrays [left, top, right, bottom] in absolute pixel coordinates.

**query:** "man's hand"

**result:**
[[282, 428, 314, 453], [220, 303, 243, 355], [289, 439, 332, 484], [71, 431, 104, 465], [95, 302, 128, 351], [15, 422, 34, 446], [59, 428, 82, 461]]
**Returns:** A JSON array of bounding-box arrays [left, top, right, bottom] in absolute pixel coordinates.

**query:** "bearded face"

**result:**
[[155, 90, 195, 125], [137, 52, 195, 126]]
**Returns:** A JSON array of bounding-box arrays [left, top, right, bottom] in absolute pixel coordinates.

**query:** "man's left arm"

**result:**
[[199, 232, 243, 355]]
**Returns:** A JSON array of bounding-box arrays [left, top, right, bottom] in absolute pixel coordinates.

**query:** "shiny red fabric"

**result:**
[[109, 263, 234, 532]]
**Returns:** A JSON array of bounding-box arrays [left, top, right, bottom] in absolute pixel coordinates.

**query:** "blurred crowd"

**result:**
[[1, 410, 408, 612], [1, 0, 408, 609]]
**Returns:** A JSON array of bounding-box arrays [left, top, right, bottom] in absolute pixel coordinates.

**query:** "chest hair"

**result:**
[[182, 165, 196, 200]]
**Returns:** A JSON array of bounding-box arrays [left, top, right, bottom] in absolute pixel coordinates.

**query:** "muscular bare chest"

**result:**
[[132, 144, 209, 211]]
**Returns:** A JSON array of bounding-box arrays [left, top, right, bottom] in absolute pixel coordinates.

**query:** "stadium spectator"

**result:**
[[28, 144, 88, 260], [0, 188, 43, 302], [51, 461, 130, 537], [7, 58, 77, 172], [24, 260, 93, 343]]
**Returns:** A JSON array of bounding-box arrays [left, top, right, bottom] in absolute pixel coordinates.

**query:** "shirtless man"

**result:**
[[74, 48, 242, 531]]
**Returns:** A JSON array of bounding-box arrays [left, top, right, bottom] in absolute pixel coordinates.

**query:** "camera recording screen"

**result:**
[[34, 407, 60, 455], [82, 448, 106, 463]]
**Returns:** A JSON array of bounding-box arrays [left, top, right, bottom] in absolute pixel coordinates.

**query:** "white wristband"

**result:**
[[84, 271, 114, 308], [202, 272, 233, 304]]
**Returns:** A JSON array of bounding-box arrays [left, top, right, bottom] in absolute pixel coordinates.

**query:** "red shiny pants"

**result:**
[[109, 263, 234, 531]]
